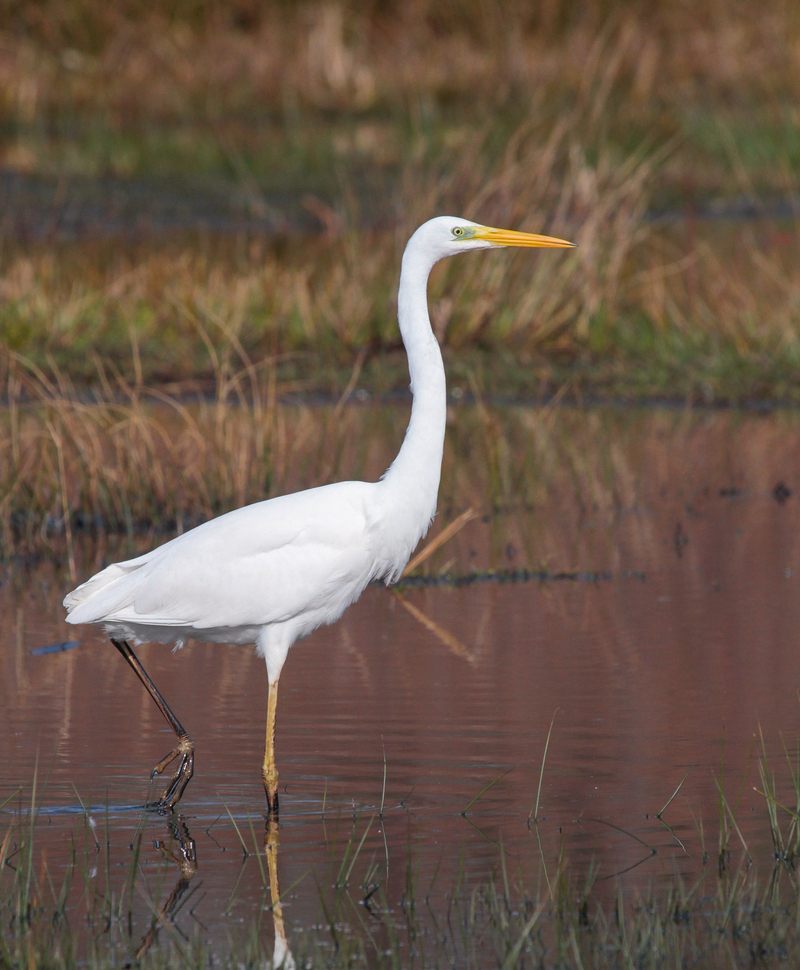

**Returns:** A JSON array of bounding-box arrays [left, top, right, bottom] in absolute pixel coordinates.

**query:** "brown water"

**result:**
[[3, 403, 800, 958]]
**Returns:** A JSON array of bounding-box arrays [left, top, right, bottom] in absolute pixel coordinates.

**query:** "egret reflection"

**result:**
[[265, 818, 295, 970], [134, 814, 293, 968], [134, 816, 197, 961]]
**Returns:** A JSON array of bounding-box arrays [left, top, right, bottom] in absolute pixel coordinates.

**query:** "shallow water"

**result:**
[[4, 403, 800, 957]]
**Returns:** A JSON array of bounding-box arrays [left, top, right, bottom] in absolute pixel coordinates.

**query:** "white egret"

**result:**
[[63, 216, 574, 814]]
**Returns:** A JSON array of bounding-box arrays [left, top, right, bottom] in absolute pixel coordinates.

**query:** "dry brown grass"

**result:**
[[2, 0, 799, 203], [0, 75, 661, 374], [3, 99, 800, 560], [4, 0, 800, 397], [6, 331, 800, 573], [3, 1, 799, 125], [3, 1, 800, 556], [1, 350, 359, 562]]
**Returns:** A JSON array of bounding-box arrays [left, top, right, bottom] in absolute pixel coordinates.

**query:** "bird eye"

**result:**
[[452, 227, 464, 237]]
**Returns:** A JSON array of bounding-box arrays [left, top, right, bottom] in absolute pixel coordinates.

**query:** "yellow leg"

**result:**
[[262, 678, 280, 815]]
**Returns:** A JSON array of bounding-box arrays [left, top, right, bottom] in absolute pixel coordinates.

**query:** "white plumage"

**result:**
[[64, 215, 574, 813], [66, 483, 393, 678]]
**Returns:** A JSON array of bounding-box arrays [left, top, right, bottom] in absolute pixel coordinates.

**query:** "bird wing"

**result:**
[[64, 481, 381, 630]]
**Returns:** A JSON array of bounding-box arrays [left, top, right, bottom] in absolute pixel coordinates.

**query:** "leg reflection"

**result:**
[[135, 816, 198, 961], [265, 817, 295, 970]]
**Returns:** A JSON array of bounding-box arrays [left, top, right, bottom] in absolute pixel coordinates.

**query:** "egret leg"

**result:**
[[262, 678, 280, 816], [111, 638, 194, 812]]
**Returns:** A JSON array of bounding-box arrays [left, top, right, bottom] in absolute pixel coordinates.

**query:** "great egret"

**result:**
[[63, 216, 574, 814]]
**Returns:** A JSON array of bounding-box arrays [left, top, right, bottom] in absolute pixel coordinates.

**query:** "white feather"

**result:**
[[64, 216, 570, 685]]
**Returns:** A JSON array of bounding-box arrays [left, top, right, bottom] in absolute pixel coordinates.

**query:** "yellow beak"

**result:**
[[474, 226, 576, 248]]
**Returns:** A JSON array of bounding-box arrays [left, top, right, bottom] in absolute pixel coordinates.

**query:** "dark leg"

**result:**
[[111, 638, 194, 812]]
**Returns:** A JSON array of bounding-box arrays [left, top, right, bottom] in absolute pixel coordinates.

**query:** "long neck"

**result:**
[[380, 237, 447, 540]]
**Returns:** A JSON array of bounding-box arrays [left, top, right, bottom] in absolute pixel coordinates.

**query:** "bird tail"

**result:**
[[63, 560, 143, 624]]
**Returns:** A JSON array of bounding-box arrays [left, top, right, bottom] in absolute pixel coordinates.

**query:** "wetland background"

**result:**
[[5, 1, 800, 967]]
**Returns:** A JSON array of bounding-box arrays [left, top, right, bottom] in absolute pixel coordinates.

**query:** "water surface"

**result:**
[[3, 403, 800, 956]]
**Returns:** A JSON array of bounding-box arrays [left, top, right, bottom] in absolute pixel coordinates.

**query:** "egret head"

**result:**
[[411, 215, 575, 262]]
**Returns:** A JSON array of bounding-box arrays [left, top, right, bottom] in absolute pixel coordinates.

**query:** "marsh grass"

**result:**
[[4, 3, 800, 406], [3, 159, 800, 404], [7, 757, 800, 969], [3, 0, 800, 541], [3, 0, 800, 202], [756, 725, 800, 868], [4, 51, 800, 559], [5, 359, 800, 565]]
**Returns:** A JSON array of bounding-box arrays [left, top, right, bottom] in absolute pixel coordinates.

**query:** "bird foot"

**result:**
[[146, 735, 195, 813]]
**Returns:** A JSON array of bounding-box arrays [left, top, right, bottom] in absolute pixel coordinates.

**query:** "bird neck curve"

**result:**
[[380, 234, 447, 557]]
